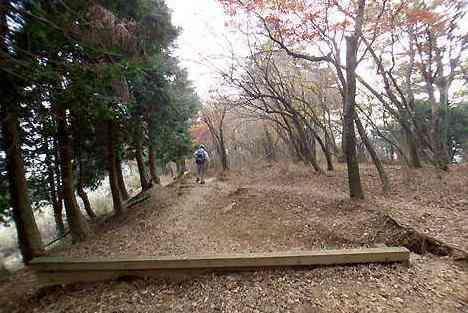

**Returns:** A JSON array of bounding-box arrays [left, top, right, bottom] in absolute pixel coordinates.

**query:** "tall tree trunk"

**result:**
[[263, 128, 277, 161], [404, 127, 422, 168], [279, 117, 301, 162], [45, 142, 65, 237], [106, 121, 124, 214], [402, 27, 421, 168], [135, 139, 151, 190], [431, 101, 445, 170], [53, 136, 65, 235], [310, 133, 317, 164], [216, 143, 229, 171], [1, 0, 43, 263], [1, 110, 44, 263], [426, 80, 449, 170], [293, 138, 306, 164], [315, 132, 334, 171], [436, 83, 450, 169], [74, 118, 96, 220], [115, 156, 129, 201], [147, 119, 161, 185], [343, 35, 364, 199], [148, 145, 160, 185], [302, 142, 321, 172], [403, 31, 423, 169], [77, 185, 95, 219], [218, 128, 229, 171], [323, 106, 338, 155], [56, 106, 90, 242], [355, 115, 390, 192], [293, 117, 322, 173]]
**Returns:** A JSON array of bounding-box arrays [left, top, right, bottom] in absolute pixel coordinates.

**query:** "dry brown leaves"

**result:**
[[1, 163, 467, 313]]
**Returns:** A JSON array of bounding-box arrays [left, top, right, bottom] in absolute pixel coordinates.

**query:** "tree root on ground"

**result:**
[[383, 214, 468, 261]]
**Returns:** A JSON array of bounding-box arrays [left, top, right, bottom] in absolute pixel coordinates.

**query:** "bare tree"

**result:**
[[202, 102, 229, 171], [411, 1, 467, 170]]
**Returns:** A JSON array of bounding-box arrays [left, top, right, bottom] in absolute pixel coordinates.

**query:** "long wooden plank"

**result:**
[[30, 248, 410, 287], [30, 247, 409, 272], [34, 269, 209, 286]]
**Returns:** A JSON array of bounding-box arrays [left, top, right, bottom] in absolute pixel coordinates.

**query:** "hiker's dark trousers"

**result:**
[[196, 162, 206, 182]]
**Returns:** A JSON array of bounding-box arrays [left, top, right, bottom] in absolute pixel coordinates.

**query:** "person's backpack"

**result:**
[[195, 149, 206, 164]]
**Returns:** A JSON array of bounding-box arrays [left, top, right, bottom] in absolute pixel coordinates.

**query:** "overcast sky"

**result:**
[[166, 0, 231, 102]]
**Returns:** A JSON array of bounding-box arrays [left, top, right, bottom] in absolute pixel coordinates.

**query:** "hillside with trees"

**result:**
[[0, 0, 199, 262]]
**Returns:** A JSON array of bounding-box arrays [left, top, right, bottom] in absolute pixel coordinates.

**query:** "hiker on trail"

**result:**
[[193, 144, 209, 184]]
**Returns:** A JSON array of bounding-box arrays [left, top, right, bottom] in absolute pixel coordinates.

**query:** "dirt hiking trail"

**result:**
[[1, 163, 467, 313]]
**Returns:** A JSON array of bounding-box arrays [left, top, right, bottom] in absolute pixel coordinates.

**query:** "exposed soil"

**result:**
[[0, 163, 467, 313]]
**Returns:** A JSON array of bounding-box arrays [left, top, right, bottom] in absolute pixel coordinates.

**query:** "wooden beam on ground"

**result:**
[[29, 247, 410, 287]]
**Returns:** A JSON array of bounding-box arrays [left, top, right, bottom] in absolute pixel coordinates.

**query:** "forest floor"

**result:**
[[0, 162, 467, 313]]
